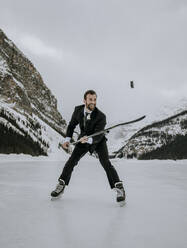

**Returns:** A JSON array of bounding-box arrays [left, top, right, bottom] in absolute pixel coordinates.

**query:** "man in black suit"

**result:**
[[51, 90, 125, 203]]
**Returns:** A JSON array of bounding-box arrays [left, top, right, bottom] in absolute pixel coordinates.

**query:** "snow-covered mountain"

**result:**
[[1, 28, 187, 159], [107, 96, 187, 152], [0, 29, 67, 156], [113, 106, 187, 160]]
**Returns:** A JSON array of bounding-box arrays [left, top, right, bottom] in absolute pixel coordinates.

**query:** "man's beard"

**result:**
[[86, 103, 95, 111]]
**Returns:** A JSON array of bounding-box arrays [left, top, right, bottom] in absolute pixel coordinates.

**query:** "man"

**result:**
[[51, 90, 126, 203]]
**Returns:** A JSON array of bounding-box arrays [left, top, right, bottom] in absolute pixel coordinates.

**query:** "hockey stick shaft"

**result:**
[[71, 115, 146, 145]]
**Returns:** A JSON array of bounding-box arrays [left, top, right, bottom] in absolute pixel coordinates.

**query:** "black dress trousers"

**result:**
[[59, 137, 120, 189]]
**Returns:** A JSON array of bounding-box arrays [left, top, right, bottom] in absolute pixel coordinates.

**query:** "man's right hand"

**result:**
[[62, 141, 70, 150]]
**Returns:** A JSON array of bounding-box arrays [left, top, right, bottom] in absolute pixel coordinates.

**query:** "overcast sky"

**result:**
[[1, 0, 187, 124]]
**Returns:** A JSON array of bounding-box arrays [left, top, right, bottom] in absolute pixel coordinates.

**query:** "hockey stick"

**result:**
[[71, 115, 146, 145]]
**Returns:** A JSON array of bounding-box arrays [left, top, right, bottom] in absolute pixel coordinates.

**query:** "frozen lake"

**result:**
[[0, 155, 187, 248]]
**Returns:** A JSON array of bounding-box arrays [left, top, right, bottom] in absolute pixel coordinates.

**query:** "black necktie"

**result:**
[[84, 112, 90, 127]]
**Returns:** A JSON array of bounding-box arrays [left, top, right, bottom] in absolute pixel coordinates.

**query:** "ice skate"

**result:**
[[51, 179, 66, 200], [114, 181, 126, 206]]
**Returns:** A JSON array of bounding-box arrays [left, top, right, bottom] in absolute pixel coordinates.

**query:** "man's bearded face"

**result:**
[[84, 94, 97, 111]]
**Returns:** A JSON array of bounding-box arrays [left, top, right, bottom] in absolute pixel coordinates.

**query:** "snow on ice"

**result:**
[[0, 153, 187, 248]]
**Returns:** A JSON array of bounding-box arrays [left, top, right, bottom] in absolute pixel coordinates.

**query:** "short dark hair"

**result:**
[[84, 90, 97, 100]]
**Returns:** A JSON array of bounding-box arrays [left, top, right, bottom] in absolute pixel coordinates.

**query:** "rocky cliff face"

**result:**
[[115, 110, 187, 160], [0, 29, 67, 156]]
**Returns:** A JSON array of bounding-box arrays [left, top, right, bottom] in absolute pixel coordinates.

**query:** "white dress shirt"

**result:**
[[64, 105, 93, 144]]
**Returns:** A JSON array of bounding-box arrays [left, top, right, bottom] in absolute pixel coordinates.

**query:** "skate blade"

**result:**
[[118, 200, 126, 207], [51, 194, 62, 201]]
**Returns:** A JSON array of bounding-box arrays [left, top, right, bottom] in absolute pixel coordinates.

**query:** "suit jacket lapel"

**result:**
[[79, 105, 85, 129]]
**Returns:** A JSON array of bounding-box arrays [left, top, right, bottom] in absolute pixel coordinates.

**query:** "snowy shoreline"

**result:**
[[0, 153, 187, 165]]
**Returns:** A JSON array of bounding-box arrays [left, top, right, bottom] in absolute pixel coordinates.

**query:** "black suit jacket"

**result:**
[[66, 104, 108, 154]]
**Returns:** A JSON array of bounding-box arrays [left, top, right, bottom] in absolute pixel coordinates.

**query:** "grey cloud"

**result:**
[[0, 0, 187, 122]]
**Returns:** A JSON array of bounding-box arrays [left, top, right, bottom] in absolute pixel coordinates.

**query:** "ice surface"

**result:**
[[0, 154, 187, 248]]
